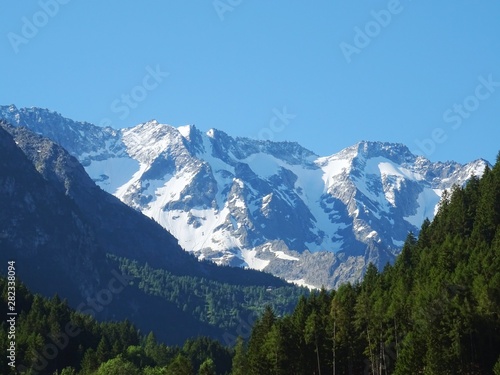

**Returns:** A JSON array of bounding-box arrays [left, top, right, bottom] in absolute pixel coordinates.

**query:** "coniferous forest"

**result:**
[[2, 155, 500, 374], [239, 156, 500, 375]]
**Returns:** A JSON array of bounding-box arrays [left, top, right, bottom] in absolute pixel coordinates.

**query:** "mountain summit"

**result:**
[[0, 105, 489, 288]]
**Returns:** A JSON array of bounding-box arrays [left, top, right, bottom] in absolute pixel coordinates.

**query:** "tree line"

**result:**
[[1, 154, 500, 374], [236, 154, 500, 374], [0, 276, 234, 374]]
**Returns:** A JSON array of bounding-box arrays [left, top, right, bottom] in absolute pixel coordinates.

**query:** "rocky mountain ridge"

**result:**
[[0, 105, 489, 288]]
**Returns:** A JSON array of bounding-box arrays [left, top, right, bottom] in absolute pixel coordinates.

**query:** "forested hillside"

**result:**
[[2, 154, 499, 374], [238, 155, 500, 374], [0, 122, 307, 345], [0, 276, 235, 374]]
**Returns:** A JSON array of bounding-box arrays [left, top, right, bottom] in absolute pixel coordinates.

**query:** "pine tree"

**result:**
[[79, 348, 99, 375], [264, 319, 291, 375], [355, 264, 379, 374], [231, 337, 247, 375], [198, 358, 216, 375], [291, 295, 313, 372], [166, 354, 193, 375], [96, 336, 111, 364], [247, 306, 275, 374], [305, 311, 323, 375], [393, 332, 425, 375], [331, 283, 359, 374], [95, 355, 140, 375]]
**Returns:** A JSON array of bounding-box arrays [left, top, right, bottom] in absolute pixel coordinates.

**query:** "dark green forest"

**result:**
[[109, 255, 306, 335], [0, 277, 235, 374], [239, 156, 500, 374], [2, 154, 500, 374]]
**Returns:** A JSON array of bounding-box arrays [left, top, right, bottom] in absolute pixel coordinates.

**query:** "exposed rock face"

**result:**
[[0, 120, 297, 344], [1, 105, 489, 288]]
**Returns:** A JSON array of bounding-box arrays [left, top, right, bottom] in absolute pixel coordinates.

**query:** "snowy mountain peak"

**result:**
[[177, 124, 206, 146], [341, 140, 417, 165], [464, 158, 489, 175], [0, 105, 492, 288]]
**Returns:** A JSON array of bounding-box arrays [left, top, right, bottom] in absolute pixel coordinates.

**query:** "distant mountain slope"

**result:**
[[236, 156, 500, 374], [0, 121, 305, 345], [0, 105, 489, 288]]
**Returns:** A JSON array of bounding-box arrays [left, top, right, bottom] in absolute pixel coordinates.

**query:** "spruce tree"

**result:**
[[198, 358, 216, 375], [231, 336, 247, 375]]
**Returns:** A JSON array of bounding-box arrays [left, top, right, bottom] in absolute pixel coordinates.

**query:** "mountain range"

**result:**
[[0, 104, 489, 288], [0, 119, 305, 345]]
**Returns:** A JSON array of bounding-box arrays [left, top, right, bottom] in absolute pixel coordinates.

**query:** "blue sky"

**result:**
[[1, 1, 499, 164]]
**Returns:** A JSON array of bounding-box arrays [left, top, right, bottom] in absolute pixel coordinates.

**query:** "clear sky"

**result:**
[[1, 1, 499, 164]]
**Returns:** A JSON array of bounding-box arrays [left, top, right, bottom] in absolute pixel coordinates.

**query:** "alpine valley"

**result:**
[[0, 105, 489, 289]]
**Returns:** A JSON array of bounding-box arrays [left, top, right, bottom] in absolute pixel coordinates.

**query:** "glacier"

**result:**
[[0, 105, 489, 288]]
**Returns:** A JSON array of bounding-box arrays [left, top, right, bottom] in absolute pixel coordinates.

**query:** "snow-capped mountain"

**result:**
[[0, 105, 489, 288]]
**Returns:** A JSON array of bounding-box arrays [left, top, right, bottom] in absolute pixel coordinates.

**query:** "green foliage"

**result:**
[[263, 318, 294, 375], [234, 155, 500, 374], [182, 336, 232, 375], [198, 358, 216, 375], [2, 154, 500, 375], [230, 337, 247, 375], [94, 355, 140, 375], [143, 366, 169, 375], [58, 368, 77, 375], [165, 354, 193, 375], [108, 255, 307, 335], [247, 305, 276, 374], [0, 277, 232, 374], [494, 356, 500, 375]]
